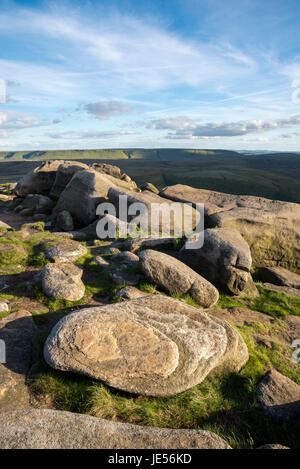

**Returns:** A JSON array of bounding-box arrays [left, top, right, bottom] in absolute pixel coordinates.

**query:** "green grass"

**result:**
[[217, 283, 300, 318], [29, 313, 300, 448]]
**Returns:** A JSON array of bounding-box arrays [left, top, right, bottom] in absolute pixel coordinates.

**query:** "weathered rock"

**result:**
[[19, 208, 34, 217], [0, 302, 8, 313], [209, 306, 274, 326], [44, 295, 248, 396], [140, 182, 159, 194], [257, 266, 300, 290], [111, 251, 139, 266], [55, 210, 74, 232], [42, 263, 85, 301], [257, 444, 290, 449], [97, 246, 121, 256], [14, 160, 62, 196], [108, 187, 198, 236], [50, 161, 89, 199], [110, 271, 141, 286], [90, 163, 137, 190], [263, 283, 300, 298], [54, 169, 136, 226], [0, 409, 231, 449], [116, 286, 149, 300], [0, 310, 37, 410], [123, 236, 177, 253], [32, 213, 47, 222], [45, 240, 87, 263], [180, 228, 258, 297], [139, 250, 219, 308], [257, 369, 300, 424], [95, 214, 130, 240], [15, 194, 54, 215], [160, 184, 300, 274]]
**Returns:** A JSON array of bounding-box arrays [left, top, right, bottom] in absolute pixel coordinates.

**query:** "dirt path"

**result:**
[[0, 201, 35, 230]]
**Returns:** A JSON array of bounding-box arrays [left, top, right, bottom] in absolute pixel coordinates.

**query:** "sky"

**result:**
[[0, 0, 300, 151]]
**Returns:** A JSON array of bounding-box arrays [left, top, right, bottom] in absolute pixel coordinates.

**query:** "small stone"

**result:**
[[94, 256, 110, 267], [45, 240, 87, 263], [42, 263, 85, 301], [116, 286, 149, 300]]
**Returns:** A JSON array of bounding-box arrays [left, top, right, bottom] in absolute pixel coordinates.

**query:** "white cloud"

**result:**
[[144, 114, 300, 138], [48, 130, 136, 140], [0, 110, 59, 137], [82, 101, 132, 120]]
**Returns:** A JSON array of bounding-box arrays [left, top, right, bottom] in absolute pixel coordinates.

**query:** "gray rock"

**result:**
[[14, 160, 62, 196], [0, 409, 231, 449], [50, 161, 89, 199], [95, 214, 130, 240], [123, 236, 177, 253], [110, 271, 141, 286], [111, 251, 139, 266], [257, 369, 300, 424], [160, 184, 300, 274], [258, 266, 300, 290], [51, 231, 87, 241], [180, 228, 258, 297], [139, 250, 219, 308], [54, 169, 136, 226], [90, 163, 137, 189], [116, 286, 149, 300], [45, 240, 87, 263], [263, 283, 300, 298], [55, 210, 74, 232], [17, 194, 54, 214], [0, 310, 37, 410], [108, 187, 198, 237], [42, 263, 85, 301], [44, 295, 248, 397]]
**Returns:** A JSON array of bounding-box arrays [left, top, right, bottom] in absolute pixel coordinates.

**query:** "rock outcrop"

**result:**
[[14, 160, 62, 196], [108, 187, 198, 236], [139, 250, 219, 307], [0, 409, 231, 449], [160, 185, 300, 274], [44, 295, 248, 396], [257, 369, 300, 424], [54, 169, 136, 226], [180, 228, 258, 297]]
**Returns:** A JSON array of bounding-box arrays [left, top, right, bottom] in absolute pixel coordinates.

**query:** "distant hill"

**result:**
[[0, 148, 241, 161], [1, 150, 300, 204]]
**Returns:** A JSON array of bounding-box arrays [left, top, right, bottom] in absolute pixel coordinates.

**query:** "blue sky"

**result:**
[[0, 0, 300, 151]]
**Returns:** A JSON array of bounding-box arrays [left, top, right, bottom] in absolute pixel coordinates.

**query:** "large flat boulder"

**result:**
[[257, 369, 300, 424], [0, 409, 231, 449], [108, 188, 199, 237], [54, 170, 137, 226], [160, 185, 300, 274], [44, 295, 248, 396], [180, 228, 258, 297], [14, 160, 62, 196], [139, 249, 219, 307]]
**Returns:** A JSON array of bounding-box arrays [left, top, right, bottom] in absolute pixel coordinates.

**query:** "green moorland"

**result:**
[[0, 223, 299, 449], [1, 149, 300, 202]]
